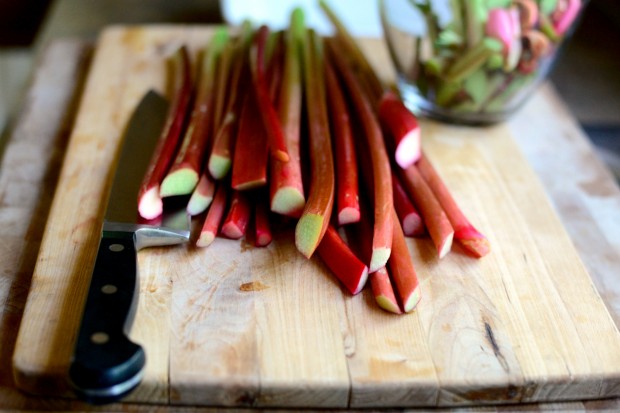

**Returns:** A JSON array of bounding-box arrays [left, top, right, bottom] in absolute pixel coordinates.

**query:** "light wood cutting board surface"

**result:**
[[12, 26, 620, 408]]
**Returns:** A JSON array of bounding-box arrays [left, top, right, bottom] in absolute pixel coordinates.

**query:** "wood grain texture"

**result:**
[[8, 28, 620, 408]]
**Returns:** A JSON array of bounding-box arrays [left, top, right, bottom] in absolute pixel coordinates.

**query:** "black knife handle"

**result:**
[[69, 233, 145, 404]]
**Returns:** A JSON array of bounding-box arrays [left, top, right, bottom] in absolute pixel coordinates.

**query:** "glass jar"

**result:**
[[380, 0, 589, 125]]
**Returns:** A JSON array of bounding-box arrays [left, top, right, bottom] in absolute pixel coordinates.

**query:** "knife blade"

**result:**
[[69, 90, 190, 403]]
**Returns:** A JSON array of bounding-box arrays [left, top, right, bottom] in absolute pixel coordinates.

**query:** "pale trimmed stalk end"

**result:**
[[338, 206, 361, 226], [456, 227, 491, 258], [138, 186, 163, 220], [352, 267, 369, 295], [369, 247, 391, 273], [208, 155, 232, 180], [271, 187, 305, 218], [375, 294, 403, 314], [395, 128, 421, 169], [438, 231, 454, 259], [402, 213, 424, 237], [295, 213, 324, 258], [187, 193, 214, 216], [160, 168, 199, 197], [402, 285, 422, 313], [196, 231, 215, 248], [221, 223, 244, 240]]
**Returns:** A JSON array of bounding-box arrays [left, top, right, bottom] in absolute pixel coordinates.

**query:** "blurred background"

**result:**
[[1, 0, 619, 179]]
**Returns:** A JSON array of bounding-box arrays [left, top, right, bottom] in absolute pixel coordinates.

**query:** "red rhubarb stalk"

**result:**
[[160, 29, 229, 198], [417, 153, 490, 258], [230, 90, 269, 191], [250, 25, 290, 163], [317, 226, 368, 295], [387, 209, 421, 312], [196, 183, 228, 247], [379, 91, 421, 168], [187, 172, 216, 216], [270, 8, 306, 218], [392, 172, 424, 237], [221, 190, 251, 239], [325, 58, 360, 226], [371, 267, 403, 314], [295, 29, 335, 259], [327, 39, 393, 272], [399, 164, 454, 258], [208, 22, 254, 180], [346, 206, 401, 314], [254, 193, 273, 247], [137, 46, 192, 219]]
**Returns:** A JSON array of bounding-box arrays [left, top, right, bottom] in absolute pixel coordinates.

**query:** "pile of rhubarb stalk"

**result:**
[[136, 2, 490, 315]]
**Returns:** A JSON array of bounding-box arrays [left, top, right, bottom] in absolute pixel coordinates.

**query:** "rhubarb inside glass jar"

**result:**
[[379, 0, 589, 125]]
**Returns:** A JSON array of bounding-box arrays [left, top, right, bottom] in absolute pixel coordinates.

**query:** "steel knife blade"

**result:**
[[68, 90, 190, 404]]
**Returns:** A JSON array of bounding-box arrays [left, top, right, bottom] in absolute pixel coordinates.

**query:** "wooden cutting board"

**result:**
[[12, 26, 620, 408]]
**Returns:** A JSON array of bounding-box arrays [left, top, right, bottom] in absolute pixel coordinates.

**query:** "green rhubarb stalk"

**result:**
[[443, 37, 503, 83], [208, 21, 253, 180], [138, 46, 193, 220], [295, 30, 335, 258], [270, 8, 306, 217], [160, 28, 229, 197]]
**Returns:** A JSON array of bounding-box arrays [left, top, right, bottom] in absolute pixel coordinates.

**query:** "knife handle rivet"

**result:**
[[109, 244, 125, 252], [90, 332, 109, 345], [101, 284, 118, 294]]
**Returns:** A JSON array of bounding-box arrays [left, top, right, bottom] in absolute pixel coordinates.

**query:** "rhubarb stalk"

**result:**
[[392, 172, 424, 237], [254, 192, 273, 247], [346, 205, 401, 314], [221, 190, 251, 239], [270, 8, 306, 217], [208, 21, 254, 180], [250, 25, 290, 163], [327, 39, 393, 272], [196, 183, 228, 247], [378, 91, 421, 168], [399, 164, 454, 258], [316, 226, 368, 295], [416, 153, 490, 257], [295, 30, 335, 258], [325, 58, 360, 226], [160, 29, 229, 198], [138, 46, 192, 219], [230, 90, 269, 190], [187, 172, 215, 216], [387, 209, 421, 312]]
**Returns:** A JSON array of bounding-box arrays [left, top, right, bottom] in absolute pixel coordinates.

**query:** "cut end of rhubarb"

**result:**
[[295, 214, 324, 258], [458, 237, 491, 258], [402, 213, 424, 237], [196, 231, 215, 248], [160, 168, 199, 197], [369, 247, 391, 273], [338, 206, 361, 226], [271, 187, 305, 218], [187, 193, 214, 216], [402, 285, 421, 313], [351, 267, 369, 295], [138, 186, 163, 220], [221, 222, 244, 240], [208, 155, 232, 180], [256, 233, 272, 247], [438, 232, 454, 259], [395, 128, 421, 169], [375, 295, 403, 314]]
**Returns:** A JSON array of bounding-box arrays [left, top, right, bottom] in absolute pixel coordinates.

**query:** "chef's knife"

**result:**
[[69, 90, 190, 404]]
